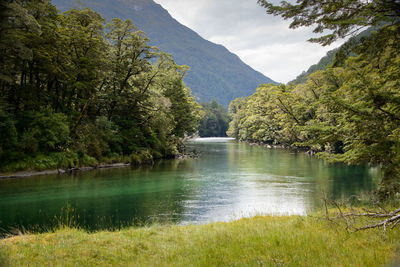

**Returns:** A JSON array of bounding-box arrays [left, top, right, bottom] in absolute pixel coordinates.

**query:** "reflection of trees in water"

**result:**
[[227, 142, 379, 209], [0, 142, 380, 234], [0, 161, 199, 234], [326, 164, 380, 201], [74, 164, 199, 230]]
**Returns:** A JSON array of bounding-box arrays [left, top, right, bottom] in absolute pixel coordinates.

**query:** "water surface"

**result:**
[[0, 138, 380, 233]]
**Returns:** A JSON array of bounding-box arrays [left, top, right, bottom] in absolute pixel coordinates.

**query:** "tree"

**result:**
[[227, 97, 248, 140], [198, 100, 230, 137], [258, 0, 400, 45]]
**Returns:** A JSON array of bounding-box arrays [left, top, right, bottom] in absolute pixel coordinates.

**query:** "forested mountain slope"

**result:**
[[289, 49, 338, 84], [290, 27, 375, 85], [52, 0, 276, 106]]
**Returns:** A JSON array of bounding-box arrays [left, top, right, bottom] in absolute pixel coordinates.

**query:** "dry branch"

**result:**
[[322, 197, 400, 233]]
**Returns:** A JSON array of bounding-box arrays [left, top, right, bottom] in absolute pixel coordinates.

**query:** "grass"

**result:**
[[1, 215, 399, 266]]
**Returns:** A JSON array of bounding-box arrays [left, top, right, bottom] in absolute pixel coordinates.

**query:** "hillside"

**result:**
[[52, 0, 276, 106], [290, 27, 375, 85], [289, 49, 338, 84]]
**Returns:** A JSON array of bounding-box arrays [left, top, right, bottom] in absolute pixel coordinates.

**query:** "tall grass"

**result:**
[[1, 215, 399, 266], [0, 245, 9, 267]]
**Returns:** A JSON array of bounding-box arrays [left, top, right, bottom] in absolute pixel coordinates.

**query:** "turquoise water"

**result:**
[[0, 138, 380, 234]]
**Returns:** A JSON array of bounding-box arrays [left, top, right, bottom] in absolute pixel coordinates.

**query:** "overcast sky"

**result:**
[[154, 0, 344, 83]]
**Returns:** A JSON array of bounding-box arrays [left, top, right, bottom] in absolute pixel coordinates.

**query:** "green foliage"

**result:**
[[258, 0, 400, 46], [0, 151, 90, 172], [19, 110, 70, 153], [164, 77, 202, 139], [0, 1, 201, 171], [73, 117, 122, 159], [130, 149, 154, 166], [198, 100, 230, 137]]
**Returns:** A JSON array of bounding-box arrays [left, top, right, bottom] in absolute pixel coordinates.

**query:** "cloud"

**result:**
[[154, 0, 343, 83]]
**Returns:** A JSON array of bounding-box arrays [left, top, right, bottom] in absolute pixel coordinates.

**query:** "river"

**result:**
[[0, 138, 380, 234]]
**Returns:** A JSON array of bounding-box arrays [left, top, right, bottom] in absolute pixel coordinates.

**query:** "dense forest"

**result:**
[[197, 100, 229, 137], [229, 0, 400, 198], [0, 0, 201, 171]]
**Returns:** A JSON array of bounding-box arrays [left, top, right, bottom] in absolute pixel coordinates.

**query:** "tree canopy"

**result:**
[[258, 0, 400, 45], [0, 0, 201, 171]]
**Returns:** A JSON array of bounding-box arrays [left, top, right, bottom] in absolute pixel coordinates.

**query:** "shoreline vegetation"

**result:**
[[0, 138, 308, 179], [246, 140, 317, 154], [0, 138, 370, 179], [1, 214, 399, 266], [0, 162, 130, 179], [0, 147, 200, 179]]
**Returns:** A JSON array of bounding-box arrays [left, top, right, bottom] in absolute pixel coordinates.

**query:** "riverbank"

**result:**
[[245, 140, 317, 155], [1, 215, 398, 266], [0, 149, 198, 179], [0, 163, 131, 179]]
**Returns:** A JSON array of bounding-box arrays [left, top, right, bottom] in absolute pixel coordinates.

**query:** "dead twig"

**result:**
[[321, 197, 400, 233]]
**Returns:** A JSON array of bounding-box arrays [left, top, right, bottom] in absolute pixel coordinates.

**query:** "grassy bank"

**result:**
[[1, 215, 399, 266]]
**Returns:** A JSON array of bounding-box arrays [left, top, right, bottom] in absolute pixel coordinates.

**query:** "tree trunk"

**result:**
[[378, 162, 400, 200]]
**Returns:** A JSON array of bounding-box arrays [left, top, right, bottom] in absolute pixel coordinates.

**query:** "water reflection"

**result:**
[[0, 138, 380, 234]]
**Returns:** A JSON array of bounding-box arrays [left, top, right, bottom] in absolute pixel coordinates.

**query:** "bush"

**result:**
[[73, 117, 122, 159], [17, 110, 70, 154], [19, 130, 39, 154], [130, 154, 142, 166], [130, 149, 154, 166]]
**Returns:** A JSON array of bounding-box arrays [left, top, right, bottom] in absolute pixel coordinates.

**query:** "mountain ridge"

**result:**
[[52, 0, 276, 106], [290, 27, 375, 85]]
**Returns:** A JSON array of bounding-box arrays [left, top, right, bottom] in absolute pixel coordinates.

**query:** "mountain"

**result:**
[[51, 0, 276, 106], [290, 27, 375, 85], [289, 49, 338, 84]]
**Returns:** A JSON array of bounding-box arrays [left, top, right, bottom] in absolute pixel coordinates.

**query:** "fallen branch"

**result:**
[[355, 214, 400, 232], [321, 197, 400, 233]]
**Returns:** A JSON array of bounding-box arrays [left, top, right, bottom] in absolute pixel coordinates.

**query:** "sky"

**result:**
[[154, 0, 344, 83]]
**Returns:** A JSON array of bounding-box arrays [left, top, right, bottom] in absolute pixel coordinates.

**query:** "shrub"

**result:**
[[73, 117, 122, 159], [130, 149, 154, 166], [17, 110, 70, 154]]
